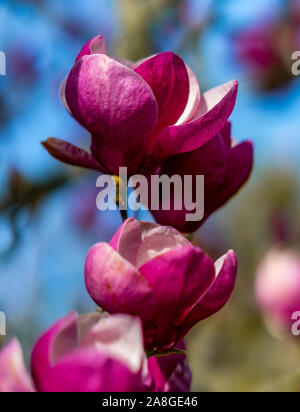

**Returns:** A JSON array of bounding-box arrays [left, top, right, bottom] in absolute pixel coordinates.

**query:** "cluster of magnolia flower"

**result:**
[[0, 36, 254, 392]]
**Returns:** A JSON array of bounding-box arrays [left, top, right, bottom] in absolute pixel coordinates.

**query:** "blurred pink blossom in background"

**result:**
[[234, 2, 300, 90], [255, 248, 300, 337]]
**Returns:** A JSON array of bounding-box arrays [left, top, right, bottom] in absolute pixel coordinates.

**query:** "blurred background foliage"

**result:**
[[0, 0, 300, 391]]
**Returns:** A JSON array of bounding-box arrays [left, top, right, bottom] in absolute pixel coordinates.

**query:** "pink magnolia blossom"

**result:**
[[150, 122, 253, 233], [0, 313, 148, 392], [235, 25, 281, 71], [43, 35, 238, 176], [234, 14, 300, 90], [85, 218, 238, 351], [255, 248, 300, 336]]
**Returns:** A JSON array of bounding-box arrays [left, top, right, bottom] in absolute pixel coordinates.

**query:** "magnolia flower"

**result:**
[[255, 248, 300, 337], [150, 122, 253, 233], [43, 35, 238, 176], [0, 313, 147, 392], [235, 25, 281, 71], [85, 218, 238, 351]]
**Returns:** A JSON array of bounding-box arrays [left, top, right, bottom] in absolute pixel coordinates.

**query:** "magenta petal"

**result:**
[[151, 137, 253, 232], [150, 134, 227, 233], [221, 140, 254, 197], [0, 339, 35, 392], [40, 348, 144, 392], [205, 140, 254, 219], [75, 35, 107, 61], [65, 54, 158, 175], [139, 246, 215, 326], [84, 243, 158, 319], [109, 218, 143, 266], [162, 133, 227, 189], [32, 313, 147, 392], [31, 313, 78, 392], [180, 250, 238, 335], [148, 341, 192, 392], [61, 35, 108, 111], [135, 52, 189, 133], [42, 138, 105, 172], [150, 80, 238, 161], [220, 121, 232, 149]]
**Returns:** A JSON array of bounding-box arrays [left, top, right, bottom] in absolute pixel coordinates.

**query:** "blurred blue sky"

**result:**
[[0, 0, 299, 340]]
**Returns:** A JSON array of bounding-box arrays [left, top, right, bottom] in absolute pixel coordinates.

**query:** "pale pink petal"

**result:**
[[109, 218, 189, 268], [136, 223, 191, 268], [59, 77, 71, 112], [80, 314, 145, 373], [0, 339, 35, 392], [109, 218, 143, 266], [176, 65, 201, 125]]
